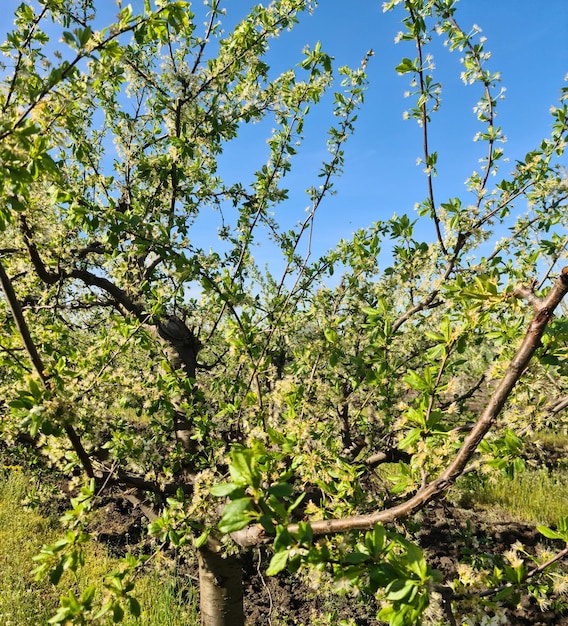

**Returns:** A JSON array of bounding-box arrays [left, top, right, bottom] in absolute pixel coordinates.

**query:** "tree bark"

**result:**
[[198, 544, 244, 626]]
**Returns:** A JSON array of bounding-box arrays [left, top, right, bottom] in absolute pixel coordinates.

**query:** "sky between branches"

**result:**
[[2, 0, 567, 268]]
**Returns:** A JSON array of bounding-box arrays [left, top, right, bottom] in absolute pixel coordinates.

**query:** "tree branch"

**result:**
[[0, 259, 95, 478], [441, 545, 568, 602], [408, 4, 446, 254], [288, 267, 568, 536], [68, 268, 145, 318], [0, 260, 48, 383]]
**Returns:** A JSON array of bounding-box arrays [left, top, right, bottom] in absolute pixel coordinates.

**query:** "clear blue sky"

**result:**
[[3, 1, 567, 267]]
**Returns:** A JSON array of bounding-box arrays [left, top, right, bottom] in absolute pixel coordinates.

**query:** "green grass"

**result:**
[[465, 468, 568, 527], [533, 430, 568, 449], [0, 469, 198, 626], [0, 469, 58, 625], [3, 449, 566, 624]]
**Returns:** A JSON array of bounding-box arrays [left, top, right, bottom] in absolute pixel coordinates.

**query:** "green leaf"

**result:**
[[229, 449, 261, 488], [195, 529, 210, 548], [218, 497, 254, 534], [405, 543, 427, 579], [210, 482, 242, 497], [403, 370, 430, 392], [361, 306, 380, 318], [537, 525, 565, 541], [293, 521, 313, 544], [395, 57, 417, 75], [48, 607, 72, 624], [399, 427, 421, 450], [266, 427, 287, 445], [344, 551, 369, 564], [81, 585, 96, 605], [148, 519, 165, 536], [385, 579, 414, 601], [113, 602, 125, 622], [273, 526, 293, 552], [324, 327, 337, 343], [287, 493, 305, 515], [267, 483, 293, 498], [28, 377, 43, 401], [128, 596, 141, 618], [494, 586, 516, 601], [366, 524, 386, 557], [266, 549, 289, 576], [77, 26, 92, 47], [49, 562, 64, 585]]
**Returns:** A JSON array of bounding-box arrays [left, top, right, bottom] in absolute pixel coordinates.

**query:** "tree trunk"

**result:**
[[155, 316, 245, 624], [198, 544, 244, 626]]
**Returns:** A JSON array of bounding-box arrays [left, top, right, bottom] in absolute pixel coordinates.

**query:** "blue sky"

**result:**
[[207, 0, 568, 268], [252, 0, 568, 257], [3, 1, 567, 269]]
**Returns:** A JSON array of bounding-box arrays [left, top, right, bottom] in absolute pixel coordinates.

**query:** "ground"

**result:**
[[87, 493, 568, 625]]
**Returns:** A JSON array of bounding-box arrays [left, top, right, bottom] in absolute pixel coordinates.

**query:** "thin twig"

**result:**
[[257, 550, 273, 626]]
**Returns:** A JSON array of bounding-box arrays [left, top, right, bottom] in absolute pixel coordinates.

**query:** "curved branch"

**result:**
[[20, 215, 60, 284], [288, 267, 568, 536], [68, 268, 145, 318], [19, 214, 150, 321], [0, 260, 48, 384]]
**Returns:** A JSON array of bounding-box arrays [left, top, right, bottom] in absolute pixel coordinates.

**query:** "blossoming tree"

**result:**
[[1, 1, 567, 624]]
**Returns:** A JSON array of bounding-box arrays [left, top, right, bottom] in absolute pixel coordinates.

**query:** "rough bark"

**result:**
[[153, 317, 246, 626], [156, 315, 201, 379], [154, 315, 202, 452]]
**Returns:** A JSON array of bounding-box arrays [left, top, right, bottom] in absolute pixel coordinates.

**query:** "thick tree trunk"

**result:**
[[154, 316, 246, 624], [198, 545, 244, 626]]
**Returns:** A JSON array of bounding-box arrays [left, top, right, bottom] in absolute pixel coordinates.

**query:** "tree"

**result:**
[[0, 1, 567, 624]]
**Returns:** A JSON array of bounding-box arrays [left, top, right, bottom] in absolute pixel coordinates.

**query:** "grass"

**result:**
[[460, 467, 568, 527], [454, 428, 568, 527], [533, 430, 568, 450], [0, 469, 59, 625], [0, 469, 198, 626]]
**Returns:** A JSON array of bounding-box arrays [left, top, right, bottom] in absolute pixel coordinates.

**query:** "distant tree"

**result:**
[[1, 1, 567, 625]]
